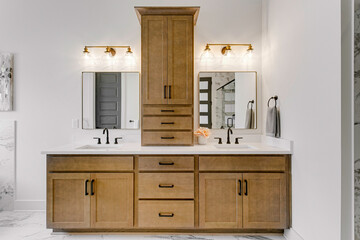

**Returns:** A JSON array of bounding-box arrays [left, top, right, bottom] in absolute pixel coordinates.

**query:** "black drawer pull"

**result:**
[[161, 110, 175, 112], [169, 85, 172, 99], [91, 179, 95, 195], [244, 180, 248, 196], [238, 180, 242, 196], [159, 213, 174, 217], [158, 184, 174, 188], [161, 122, 175, 125], [85, 179, 89, 196], [159, 161, 174, 166], [161, 137, 175, 139], [164, 85, 167, 99]]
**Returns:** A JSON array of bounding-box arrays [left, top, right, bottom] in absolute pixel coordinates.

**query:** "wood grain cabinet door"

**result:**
[[167, 16, 193, 105], [242, 173, 286, 229], [47, 173, 91, 229], [90, 173, 133, 228], [199, 173, 243, 228], [141, 15, 168, 105]]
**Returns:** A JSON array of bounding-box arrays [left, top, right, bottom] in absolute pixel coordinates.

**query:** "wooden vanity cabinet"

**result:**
[[47, 156, 134, 229], [198, 156, 290, 230], [137, 7, 199, 146], [46, 154, 291, 233]]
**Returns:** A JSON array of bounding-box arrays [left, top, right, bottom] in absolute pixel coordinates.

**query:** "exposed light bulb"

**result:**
[[200, 44, 215, 64]]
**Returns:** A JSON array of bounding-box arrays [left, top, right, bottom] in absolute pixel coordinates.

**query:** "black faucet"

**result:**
[[103, 128, 110, 144], [227, 126, 233, 144]]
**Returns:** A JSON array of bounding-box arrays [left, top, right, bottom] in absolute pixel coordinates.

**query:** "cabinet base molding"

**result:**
[[52, 229, 285, 234]]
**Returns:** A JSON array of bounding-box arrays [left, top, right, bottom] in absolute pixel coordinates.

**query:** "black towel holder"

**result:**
[[267, 95, 278, 107], [247, 100, 254, 109]]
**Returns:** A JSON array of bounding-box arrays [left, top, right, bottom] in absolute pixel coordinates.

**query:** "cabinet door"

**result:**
[[90, 173, 133, 228], [47, 173, 90, 229], [142, 15, 168, 104], [243, 173, 286, 229], [167, 16, 193, 105], [199, 173, 242, 228]]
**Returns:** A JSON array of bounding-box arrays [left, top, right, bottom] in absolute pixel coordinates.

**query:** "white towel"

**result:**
[[266, 106, 280, 138]]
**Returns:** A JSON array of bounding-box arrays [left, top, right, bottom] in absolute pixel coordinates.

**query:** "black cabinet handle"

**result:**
[[161, 122, 175, 125], [161, 136, 175, 139], [238, 180, 242, 196], [164, 85, 167, 99], [169, 85, 171, 99], [161, 109, 174, 113], [159, 161, 174, 166], [244, 180, 248, 196], [85, 179, 89, 196], [159, 213, 174, 217], [91, 179, 95, 195], [158, 184, 174, 188]]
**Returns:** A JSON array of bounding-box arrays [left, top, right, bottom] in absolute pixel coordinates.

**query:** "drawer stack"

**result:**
[[142, 106, 194, 146], [137, 156, 195, 228]]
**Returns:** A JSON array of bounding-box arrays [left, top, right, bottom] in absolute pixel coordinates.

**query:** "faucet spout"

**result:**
[[103, 128, 110, 144], [227, 127, 233, 144]]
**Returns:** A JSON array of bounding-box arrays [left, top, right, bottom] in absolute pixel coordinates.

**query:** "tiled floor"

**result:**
[[0, 211, 286, 240]]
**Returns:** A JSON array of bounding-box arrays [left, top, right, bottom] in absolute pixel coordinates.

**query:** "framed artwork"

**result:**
[[0, 53, 13, 111]]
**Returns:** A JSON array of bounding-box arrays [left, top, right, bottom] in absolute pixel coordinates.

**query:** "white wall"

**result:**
[[262, 0, 342, 240], [0, 0, 262, 208]]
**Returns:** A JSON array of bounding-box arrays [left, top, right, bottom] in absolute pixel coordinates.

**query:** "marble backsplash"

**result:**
[[0, 120, 15, 211], [355, 5, 360, 240]]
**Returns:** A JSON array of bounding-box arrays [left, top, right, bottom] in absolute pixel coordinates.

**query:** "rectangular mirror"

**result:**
[[82, 72, 140, 130], [198, 72, 257, 129]]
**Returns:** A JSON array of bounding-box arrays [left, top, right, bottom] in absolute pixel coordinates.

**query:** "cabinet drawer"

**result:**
[[142, 116, 192, 130], [199, 156, 286, 172], [138, 200, 194, 228], [47, 156, 133, 172], [143, 106, 192, 116], [138, 173, 194, 199], [139, 156, 194, 171], [142, 131, 193, 146]]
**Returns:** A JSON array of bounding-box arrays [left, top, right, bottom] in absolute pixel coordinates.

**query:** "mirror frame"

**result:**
[[197, 71, 258, 130], [81, 71, 141, 130]]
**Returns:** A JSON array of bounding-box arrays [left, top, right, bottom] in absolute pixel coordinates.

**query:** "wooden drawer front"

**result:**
[[142, 131, 193, 146], [138, 173, 194, 199], [199, 156, 286, 172], [47, 156, 133, 172], [142, 116, 192, 130], [139, 156, 194, 171], [143, 106, 192, 116], [138, 200, 194, 228]]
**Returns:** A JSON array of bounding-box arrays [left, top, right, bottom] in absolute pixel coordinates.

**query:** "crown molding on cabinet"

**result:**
[[134, 6, 200, 25]]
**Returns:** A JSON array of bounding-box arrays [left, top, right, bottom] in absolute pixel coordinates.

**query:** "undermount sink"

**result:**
[[76, 144, 123, 150], [214, 144, 253, 149]]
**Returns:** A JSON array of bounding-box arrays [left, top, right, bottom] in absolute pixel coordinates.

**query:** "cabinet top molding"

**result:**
[[134, 7, 200, 25]]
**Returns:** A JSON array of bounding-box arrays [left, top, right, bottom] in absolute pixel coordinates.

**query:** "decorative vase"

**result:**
[[198, 136, 208, 145]]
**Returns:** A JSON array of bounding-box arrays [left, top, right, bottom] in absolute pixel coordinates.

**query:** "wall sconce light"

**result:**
[[83, 45, 133, 57], [203, 43, 254, 56]]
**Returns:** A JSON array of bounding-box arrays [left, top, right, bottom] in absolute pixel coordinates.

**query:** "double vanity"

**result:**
[[44, 142, 291, 234], [43, 6, 292, 235]]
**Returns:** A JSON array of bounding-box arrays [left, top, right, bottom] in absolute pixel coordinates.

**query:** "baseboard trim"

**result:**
[[284, 228, 304, 240], [14, 200, 45, 211]]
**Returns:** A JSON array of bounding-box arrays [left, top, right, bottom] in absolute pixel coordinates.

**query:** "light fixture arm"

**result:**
[[83, 45, 133, 57]]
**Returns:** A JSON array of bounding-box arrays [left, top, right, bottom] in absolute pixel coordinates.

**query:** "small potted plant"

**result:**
[[194, 127, 211, 145]]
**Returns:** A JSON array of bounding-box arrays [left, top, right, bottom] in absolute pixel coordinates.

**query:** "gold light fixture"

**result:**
[[83, 45, 133, 57], [203, 43, 254, 56]]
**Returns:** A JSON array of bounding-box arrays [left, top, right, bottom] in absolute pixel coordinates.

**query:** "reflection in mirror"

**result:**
[[82, 72, 140, 130], [199, 72, 257, 129]]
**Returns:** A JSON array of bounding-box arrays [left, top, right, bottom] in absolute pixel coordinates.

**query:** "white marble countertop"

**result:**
[[41, 141, 292, 155]]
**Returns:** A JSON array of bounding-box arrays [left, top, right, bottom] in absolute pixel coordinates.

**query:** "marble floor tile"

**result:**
[[0, 211, 285, 240]]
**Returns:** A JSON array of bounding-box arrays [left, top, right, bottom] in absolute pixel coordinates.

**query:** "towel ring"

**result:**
[[267, 95, 278, 107], [247, 100, 254, 109]]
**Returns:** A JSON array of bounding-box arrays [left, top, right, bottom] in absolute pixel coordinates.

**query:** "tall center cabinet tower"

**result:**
[[135, 7, 199, 146]]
